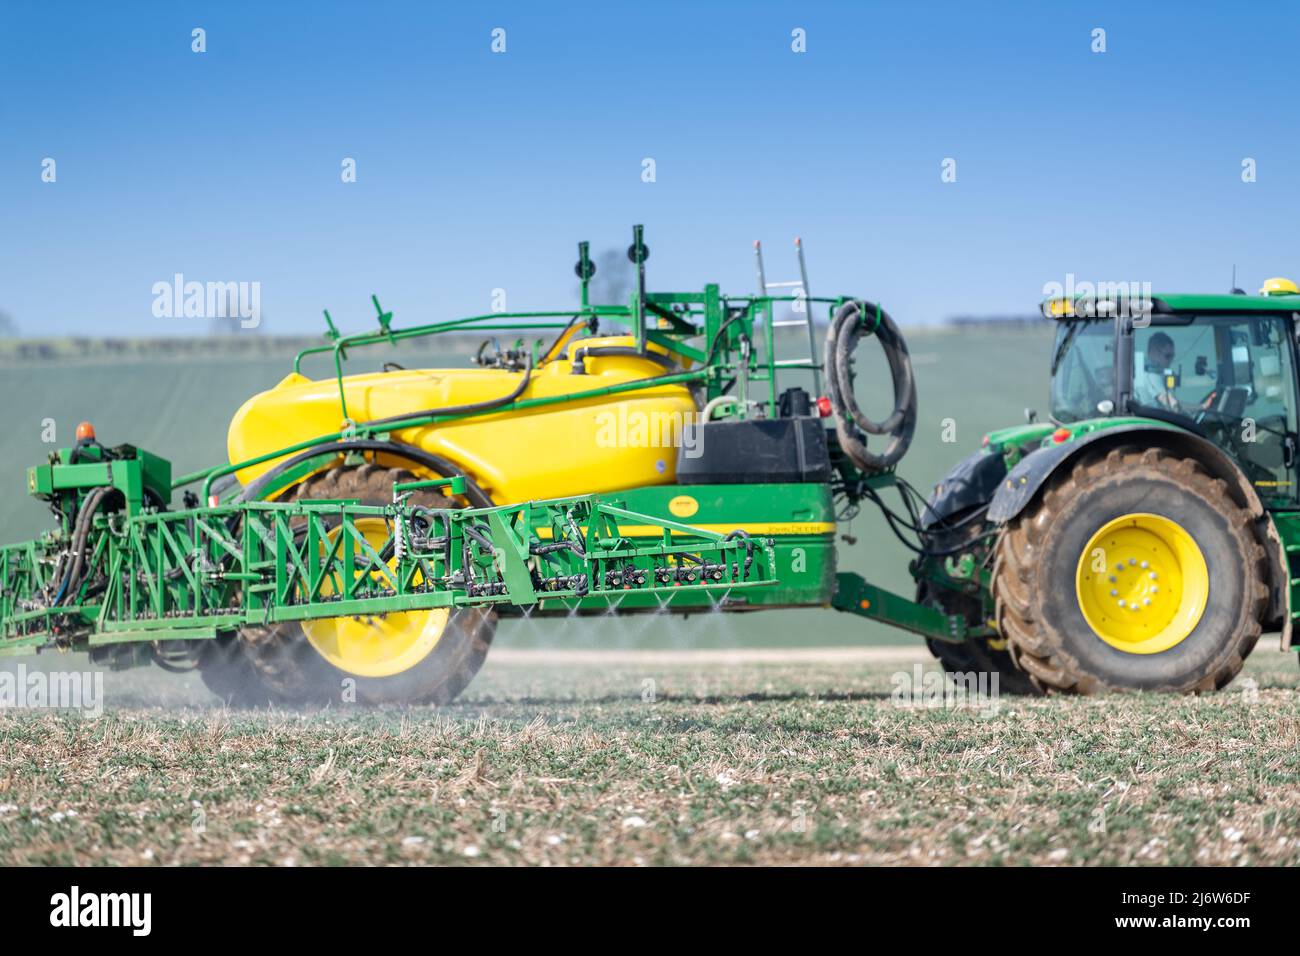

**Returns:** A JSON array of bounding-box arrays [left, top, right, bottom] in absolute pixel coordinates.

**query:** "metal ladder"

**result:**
[[754, 237, 822, 395]]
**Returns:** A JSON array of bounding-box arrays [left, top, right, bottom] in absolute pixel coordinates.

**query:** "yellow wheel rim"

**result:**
[[301, 517, 449, 678], [1075, 512, 1208, 654]]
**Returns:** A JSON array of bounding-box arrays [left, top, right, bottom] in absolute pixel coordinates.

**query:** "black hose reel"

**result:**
[[823, 299, 917, 473]]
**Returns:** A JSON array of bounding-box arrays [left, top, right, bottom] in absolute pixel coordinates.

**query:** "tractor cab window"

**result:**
[[1050, 319, 1115, 423], [1131, 316, 1299, 498]]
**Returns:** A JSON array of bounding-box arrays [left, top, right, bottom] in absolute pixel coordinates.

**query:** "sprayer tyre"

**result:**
[[235, 462, 497, 706]]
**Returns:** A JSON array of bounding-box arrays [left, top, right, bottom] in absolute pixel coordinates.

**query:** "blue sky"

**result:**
[[1, 1, 1298, 336]]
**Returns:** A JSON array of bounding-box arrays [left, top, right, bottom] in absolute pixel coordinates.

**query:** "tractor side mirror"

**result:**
[[1024, 408, 1038, 424], [1195, 356, 1208, 376]]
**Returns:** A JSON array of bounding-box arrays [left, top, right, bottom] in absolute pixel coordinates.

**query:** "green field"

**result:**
[[4, 331, 1300, 867], [1, 648, 1298, 866]]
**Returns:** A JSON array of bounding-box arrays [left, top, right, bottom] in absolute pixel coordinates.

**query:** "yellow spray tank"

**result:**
[[227, 334, 699, 504]]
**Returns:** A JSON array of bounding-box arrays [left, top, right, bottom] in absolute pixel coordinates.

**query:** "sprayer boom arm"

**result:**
[[1, 456, 776, 656]]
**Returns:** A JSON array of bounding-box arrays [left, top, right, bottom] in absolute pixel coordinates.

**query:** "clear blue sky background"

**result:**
[[1, 0, 1297, 337]]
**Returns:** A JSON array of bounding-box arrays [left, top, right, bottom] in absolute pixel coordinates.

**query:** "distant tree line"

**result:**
[[946, 314, 1044, 329], [0, 332, 488, 365]]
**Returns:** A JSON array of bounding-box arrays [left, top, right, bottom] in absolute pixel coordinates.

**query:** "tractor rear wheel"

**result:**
[[917, 511, 1039, 696], [918, 587, 1039, 696], [236, 462, 497, 706], [993, 447, 1267, 693]]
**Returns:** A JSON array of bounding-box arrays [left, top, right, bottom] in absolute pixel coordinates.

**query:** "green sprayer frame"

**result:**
[[1, 459, 776, 657]]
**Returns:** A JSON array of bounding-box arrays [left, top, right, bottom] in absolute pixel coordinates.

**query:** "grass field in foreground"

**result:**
[[1, 647, 1299, 866]]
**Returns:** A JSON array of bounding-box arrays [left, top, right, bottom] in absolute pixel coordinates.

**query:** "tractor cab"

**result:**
[[1046, 283, 1300, 505]]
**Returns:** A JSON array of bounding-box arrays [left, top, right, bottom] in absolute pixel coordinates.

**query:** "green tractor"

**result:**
[[918, 280, 1300, 693]]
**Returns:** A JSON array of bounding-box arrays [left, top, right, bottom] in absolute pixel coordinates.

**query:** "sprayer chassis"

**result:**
[[1, 458, 964, 666]]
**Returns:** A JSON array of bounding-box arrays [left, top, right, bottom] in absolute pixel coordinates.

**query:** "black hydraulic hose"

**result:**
[[463, 525, 496, 553], [860, 484, 935, 557], [410, 506, 453, 570], [569, 346, 678, 374], [234, 440, 494, 508], [364, 354, 534, 429], [823, 300, 917, 472], [860, 482, 997, 558], [565, 514, 587, 558], [455, 524, 498, 587], [530, 541, 584, 557], [704, 311, 745, 368], [724, 529, 756, 576], [66, 488, 107, 587], [69, 438, 107, 465], [215, 444, 495, 588], [894, 474, 991, 536], [58, 487, 109, 603], [826, 299, 915, 461]]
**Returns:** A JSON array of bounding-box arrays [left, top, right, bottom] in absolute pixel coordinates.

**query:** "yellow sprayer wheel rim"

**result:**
[[1075, 513, 1208, 654], [301, 517, 449, 678]]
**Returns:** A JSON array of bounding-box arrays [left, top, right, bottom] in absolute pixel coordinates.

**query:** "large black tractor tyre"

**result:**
[[992, 447, 1267, 694], [918, 584, 1040, 697], [917, 512, 1039, 696], [232, 463, 496, 706]]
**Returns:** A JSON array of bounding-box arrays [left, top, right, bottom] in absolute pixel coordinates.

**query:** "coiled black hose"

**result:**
[[823, 299, 917, 472]]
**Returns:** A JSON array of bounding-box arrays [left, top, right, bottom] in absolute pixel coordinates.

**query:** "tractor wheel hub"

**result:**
[[1075, 513, 1208, 654]]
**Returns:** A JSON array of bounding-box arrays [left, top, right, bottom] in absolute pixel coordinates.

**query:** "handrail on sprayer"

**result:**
[[173, 278, 854, 501]]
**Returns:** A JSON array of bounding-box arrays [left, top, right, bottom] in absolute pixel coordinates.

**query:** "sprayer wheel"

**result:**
[[235, 462, 497, 706], [196, 634, 278, 708]]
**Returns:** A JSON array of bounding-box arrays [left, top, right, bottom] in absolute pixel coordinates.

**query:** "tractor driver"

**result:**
[[1134, 331, 1215, 415], [1135, 332, 1179, 410]]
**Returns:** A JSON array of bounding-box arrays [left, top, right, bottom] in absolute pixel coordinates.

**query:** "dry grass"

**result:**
[[1, 648, 1299, 866]]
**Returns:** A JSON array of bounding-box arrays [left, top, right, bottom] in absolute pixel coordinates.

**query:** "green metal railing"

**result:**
[[176, 291, 852, 502], [165, 225, 870, 499]]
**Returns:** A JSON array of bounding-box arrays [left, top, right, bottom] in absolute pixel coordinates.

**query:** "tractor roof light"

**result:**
[[1044, 298, 1075, 318], [1260, 277, 1299, 296]]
